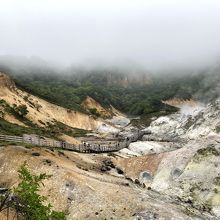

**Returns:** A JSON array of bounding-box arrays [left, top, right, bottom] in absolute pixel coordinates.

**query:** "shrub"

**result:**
[[13, 104, 29, 117], [11, 162, 67, 220], [89, 108, 101, 117]]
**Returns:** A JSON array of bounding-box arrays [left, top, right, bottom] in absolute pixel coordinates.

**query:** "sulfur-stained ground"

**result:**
[[0, 145, 213, 220]]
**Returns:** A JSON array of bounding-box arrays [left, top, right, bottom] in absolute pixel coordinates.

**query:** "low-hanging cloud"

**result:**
[[1, 0, 220, 70]]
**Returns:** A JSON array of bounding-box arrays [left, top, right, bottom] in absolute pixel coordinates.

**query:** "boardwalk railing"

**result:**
[[0, 134, 23, 143], [0, 130, 145, 153]]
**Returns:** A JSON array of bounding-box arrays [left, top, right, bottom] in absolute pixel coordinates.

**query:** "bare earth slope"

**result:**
[[0, 145, 209, 220], [0, 72, 116, 131], [82, 96, 113, 118]]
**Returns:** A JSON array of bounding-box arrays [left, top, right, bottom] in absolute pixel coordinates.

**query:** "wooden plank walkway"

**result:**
[[0, 130, 145, 153]]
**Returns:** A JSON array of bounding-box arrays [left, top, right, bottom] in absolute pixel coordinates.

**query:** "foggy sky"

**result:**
[[1, 0, 220, 70]]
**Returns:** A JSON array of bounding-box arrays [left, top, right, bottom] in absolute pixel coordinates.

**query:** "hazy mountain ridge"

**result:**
[[0, 56, 219, 113]]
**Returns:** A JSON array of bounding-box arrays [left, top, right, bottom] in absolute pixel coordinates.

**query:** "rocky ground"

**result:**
[[0, 99, 220, 219], [0, 145, 215, 220], [114, 99, 220, 219]]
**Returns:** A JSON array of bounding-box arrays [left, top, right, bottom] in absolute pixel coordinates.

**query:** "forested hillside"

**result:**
[[0, 57, 219, 116]]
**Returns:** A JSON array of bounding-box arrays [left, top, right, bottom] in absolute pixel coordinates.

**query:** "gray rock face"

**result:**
[[61, 180, 76, 206], [148, 100, 220, 219], [118, 99, 220, 219], [145, 100, 220, 141], [128, 141, 181, 155]]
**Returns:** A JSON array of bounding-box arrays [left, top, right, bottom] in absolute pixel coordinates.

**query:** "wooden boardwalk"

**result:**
[[0, 130, 145, 153]]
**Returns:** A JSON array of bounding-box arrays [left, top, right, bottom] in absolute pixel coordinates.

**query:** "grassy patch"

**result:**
[[0, 140, 34, 149], [130, 107, 177, 127], [47, 122, 90, 137], [0, 118, 89, 141], [0, 140, 18, 146], [0, 99, 33, 126], [0, 119, 57, 138]]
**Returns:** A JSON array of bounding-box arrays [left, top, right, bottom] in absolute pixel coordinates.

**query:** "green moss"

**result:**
[[193, 145, 220, 163], [180, 182, 212, 213], [197, 146, 220, 156], [183, 206, 197, 217]]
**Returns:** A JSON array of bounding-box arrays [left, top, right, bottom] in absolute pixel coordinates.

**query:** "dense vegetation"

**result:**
[[0, 71, 180, 115], [10, 71, 204, 115], [0, 59, 219, 116]]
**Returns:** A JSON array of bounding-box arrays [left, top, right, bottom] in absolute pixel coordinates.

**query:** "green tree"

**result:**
[[12, 162, 66, 220]]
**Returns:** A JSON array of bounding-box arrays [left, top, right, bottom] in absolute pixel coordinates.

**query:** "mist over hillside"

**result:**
[[0, 56, 219, 118], [1, 1, 220, 220], [1, 0, 220, 97], [193, 65, 220, 102]]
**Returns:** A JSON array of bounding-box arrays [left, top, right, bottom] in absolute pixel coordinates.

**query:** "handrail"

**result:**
[[0, 130, 145, 153]]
